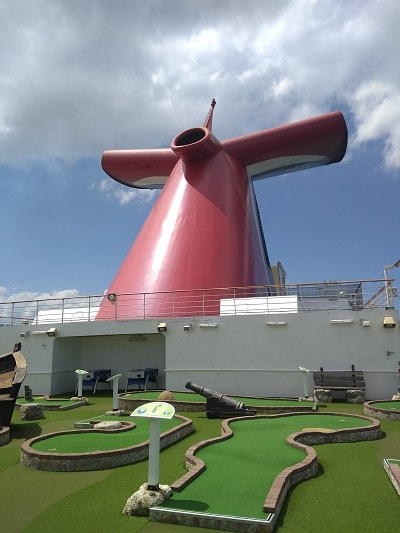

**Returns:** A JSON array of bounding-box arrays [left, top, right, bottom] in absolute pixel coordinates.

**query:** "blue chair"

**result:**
[[125, 368, 158, 392], [96, 369, 112, 391]]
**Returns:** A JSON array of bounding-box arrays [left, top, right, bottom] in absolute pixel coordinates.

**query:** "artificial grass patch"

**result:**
[[31, 417, 181, 453], [122, 391, 314, 407], [16, 396, 84, 410], [2, 395, 400, 532], [160, 413, 374, 519], [369, 400, 400, 410]]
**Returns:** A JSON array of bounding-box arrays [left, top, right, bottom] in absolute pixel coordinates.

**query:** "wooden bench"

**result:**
[[313, 365, 365, 403]]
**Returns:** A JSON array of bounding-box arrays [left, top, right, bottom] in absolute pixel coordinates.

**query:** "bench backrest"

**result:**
[[313, 367, 365, 389]]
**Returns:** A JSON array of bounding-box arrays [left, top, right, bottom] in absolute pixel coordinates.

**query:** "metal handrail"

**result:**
[[0, 279, 396, 326]]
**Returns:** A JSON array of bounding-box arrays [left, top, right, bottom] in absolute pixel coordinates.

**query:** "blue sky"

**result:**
[[1, 0, 399, 304]]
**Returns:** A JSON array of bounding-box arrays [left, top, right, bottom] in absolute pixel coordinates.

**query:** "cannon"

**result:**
[[185, 381, 257, 419]]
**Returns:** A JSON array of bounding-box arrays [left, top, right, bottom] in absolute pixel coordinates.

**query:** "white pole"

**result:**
[[384, 259, 400, 310], [147, 418, 160, 490], [130, 401, 174, 492], [75, 370, 88, 397], [106, 374, 122, 411], [302, 374, 308, 397], [299, 367, 310, 398], [112, 380, 119, 410]]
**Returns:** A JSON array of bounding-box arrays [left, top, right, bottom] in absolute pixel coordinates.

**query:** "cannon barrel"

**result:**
[[186, 380, 245, 410]]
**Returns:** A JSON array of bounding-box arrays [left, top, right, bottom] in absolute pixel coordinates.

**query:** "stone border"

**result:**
[[118, 393, 316, 415], [152, 412, 380, 532], [16, 395, 88, 411], [364, 400, 400, 420], [383, 459, 400, 496], [20, 414, 192, 471], [0, 425, 10, 446]]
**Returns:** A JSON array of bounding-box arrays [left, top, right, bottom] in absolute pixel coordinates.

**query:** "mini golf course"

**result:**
[[364, 400, 400, 420], [2, 393, 400, 532], [18, 399, 381, 531], [151, 412, 381, 531], [16, 395, 87, 411], [21, 414, 192, 471]]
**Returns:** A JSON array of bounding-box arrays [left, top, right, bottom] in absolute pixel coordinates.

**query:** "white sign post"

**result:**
[[75, 369, 89, 397], [299, 366, 310, 398], [131, 401, 175, 491], [106, 373, 123, 411]]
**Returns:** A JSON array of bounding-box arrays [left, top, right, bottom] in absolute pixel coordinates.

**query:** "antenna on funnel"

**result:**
[[203, 99, 216, 130]]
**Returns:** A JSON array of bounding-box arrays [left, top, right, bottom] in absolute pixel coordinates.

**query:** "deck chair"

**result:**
[[124, 368, 158, 393]]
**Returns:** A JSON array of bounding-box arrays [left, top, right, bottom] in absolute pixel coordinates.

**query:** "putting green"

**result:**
[[369, 400, 400, 410], [31, 417, 181, 453], [160, 413, 376, 520], [17, 396, 85, 409]]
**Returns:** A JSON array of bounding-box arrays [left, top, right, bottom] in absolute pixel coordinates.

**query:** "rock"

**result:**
[[20, 403, 45, 420], [346, 389, 365, 404], [314, 389, 332, 403], [94, 421, 123, 430], [298, 396, 315, 402], [70, 396, 89, 404], [123, 483, 172, 516], [158, 390, 175, 401]]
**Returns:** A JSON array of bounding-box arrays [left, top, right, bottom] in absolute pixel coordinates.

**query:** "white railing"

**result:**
[[0, 279, 395, 326]]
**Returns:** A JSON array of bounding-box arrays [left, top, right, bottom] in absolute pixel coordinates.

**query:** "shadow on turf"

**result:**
[[164, 498, 209, 512], [10, 421, 42, 441]]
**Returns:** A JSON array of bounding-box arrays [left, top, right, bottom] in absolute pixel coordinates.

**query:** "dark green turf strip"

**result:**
[[121, 391, 313, 406]]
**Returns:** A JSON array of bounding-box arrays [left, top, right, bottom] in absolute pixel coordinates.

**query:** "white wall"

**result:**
[[162, 310, 400, 399], [1, 308, 399, 399]]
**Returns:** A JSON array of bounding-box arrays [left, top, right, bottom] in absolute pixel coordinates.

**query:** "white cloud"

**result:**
[[1, 288, 80, 303], [350, 81, 400, 170], [0, 0, 399, 171]]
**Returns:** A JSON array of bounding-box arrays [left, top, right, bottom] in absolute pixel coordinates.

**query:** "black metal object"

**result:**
[[185, 380, 257, 419], [24, 385, 33, 401]]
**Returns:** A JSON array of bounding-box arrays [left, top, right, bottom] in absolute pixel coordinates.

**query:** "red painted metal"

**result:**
[[97, 103, 347, 319]]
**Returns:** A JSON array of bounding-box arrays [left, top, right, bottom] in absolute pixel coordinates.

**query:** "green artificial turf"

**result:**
[[17, 396, 82, 408], [369, 400, 400, 410], [31, 417, 181, 453], [2, 393, 400, 532], [160, 414, 373, 519], [122, 391, 314, 407]]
